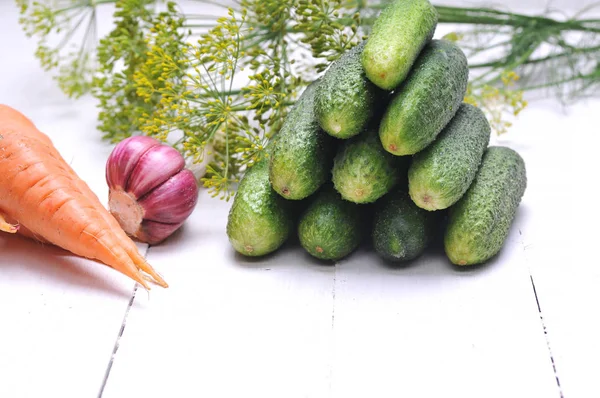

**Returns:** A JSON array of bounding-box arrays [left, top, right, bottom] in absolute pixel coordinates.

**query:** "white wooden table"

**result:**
[[1, 1, 598, 397]]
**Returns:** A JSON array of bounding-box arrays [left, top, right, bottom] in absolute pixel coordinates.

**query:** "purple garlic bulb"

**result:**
[[106, 136, 199, 244]]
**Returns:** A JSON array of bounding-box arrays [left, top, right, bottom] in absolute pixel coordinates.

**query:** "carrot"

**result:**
[[0, 104, 168, 290]]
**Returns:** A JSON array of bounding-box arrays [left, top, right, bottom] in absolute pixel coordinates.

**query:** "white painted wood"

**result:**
[[496, 99, 600, 398], [432, 2, 600, 395], [103, 195, 560, 398], [101, 193, 337, 398], [0, 3, 141, 397], [1, 0, 599, 397], [329, 230, 558, 398]]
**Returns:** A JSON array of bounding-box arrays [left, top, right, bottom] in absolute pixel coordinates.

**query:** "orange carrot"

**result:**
[[0, 104, 167, 290]]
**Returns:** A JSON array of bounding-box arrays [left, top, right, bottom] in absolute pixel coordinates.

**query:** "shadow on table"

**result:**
[[328, 203, 531, 278], [0, 234, 133, 299], [153, 200, 531, 281]]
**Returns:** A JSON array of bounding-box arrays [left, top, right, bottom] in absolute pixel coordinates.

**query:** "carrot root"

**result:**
[[129, 248, 169, 288], [141, 266, 169, 288], [0, 213, 19, 233]]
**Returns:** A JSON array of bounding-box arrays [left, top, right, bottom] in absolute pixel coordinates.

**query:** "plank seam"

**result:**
[[97, 284, 139, 398], [97, 244, 149, 397], [328, 264, 337, 396], [331, 266, 337, 330], [529, 274, 564, 398], [519, 229, 564, 398]]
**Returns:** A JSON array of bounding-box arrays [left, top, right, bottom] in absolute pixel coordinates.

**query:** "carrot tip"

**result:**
[[142, 273, 168, 289], [138, 260, 169, 288], [129, 270, 151, 291], [148, 272, 169, 288], [0, 215, 19, 234]]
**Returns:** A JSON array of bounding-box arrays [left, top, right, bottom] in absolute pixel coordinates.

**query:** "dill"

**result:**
[[16, 0, 600, 198]]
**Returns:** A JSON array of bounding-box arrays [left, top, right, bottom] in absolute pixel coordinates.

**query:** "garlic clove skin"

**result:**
[[138, 169, 198, 224], [127, 145, 185, 199], [106, 136, 160, 190], [137, 220, 187, 245]]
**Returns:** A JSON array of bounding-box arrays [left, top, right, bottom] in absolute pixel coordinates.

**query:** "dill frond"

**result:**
[[92, 0, 160, 142], [441, 4, 600, 133], [15, 0, 117, 98]]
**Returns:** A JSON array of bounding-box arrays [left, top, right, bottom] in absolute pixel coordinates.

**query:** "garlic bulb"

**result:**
[[106, 136, 199, 244]]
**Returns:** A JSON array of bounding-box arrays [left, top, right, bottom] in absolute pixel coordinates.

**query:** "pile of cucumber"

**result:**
[[226, 0, 527, 267]]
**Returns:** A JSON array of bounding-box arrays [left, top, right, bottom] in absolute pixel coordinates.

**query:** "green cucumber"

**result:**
[[444, 146, 527, 266], [362, 0, 438, 90], [315, 42, 383, 139], [379, 39, 469, 156], [226, 158, 294, 257], [332, 128, 407, 204], [372, 189, 436, 262], [409, 103, 491, 211], [269, 80, 335, 200], [298, 186, 362, 261]]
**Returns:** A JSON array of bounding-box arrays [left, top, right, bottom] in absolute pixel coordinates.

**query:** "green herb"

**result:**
[[15, 0, 110, 97], [93, 0, 159, 142], [16, 0, 600, 199], [437, 5, 600, 134]]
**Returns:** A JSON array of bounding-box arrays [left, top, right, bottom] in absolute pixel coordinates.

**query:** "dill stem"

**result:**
[[182, 14, 223, 20], [185, 90, 243, 101], [470, 45, 600, 69], [184, 24, 220, 28], [224, 102, 294, 113], [329, 4, 600, 34], [461, 39, 511, 54], [77, 8, 96, 66], [521, 70, 600, 91], [54, 0, 115, 15], [53, 4, 88, 15], [437, 14, 600, 34], [90, 0, 117, 5], [55, 9, 89, 51], [228, 105, 249, 112], [431, 5, 600, 32], [224, 118, 230, 177], [470, 68, 497, 86], [472, 43, 538, 87]]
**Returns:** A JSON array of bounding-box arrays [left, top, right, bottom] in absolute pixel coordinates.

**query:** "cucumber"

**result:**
[[409, 103, 491, 211], [226, 157, 293, 257], [298, 186, 362, 261], [315, 42, 383, 139], [332, 128, 407, 204], [372, 189, 435, 262], [444, 146, 527, 266], [379, 39, 469, 156], [362, 0, 438, 90], [269, 79, 335, 200]]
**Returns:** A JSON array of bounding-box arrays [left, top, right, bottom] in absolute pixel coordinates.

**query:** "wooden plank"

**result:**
[[0, 238, 142, 398], [0, 3, 139, 397], [104, 196, 561, 398], [502, 99, 600, 398], [329, 222, 559, 398], [101, 193, 337, 398]]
